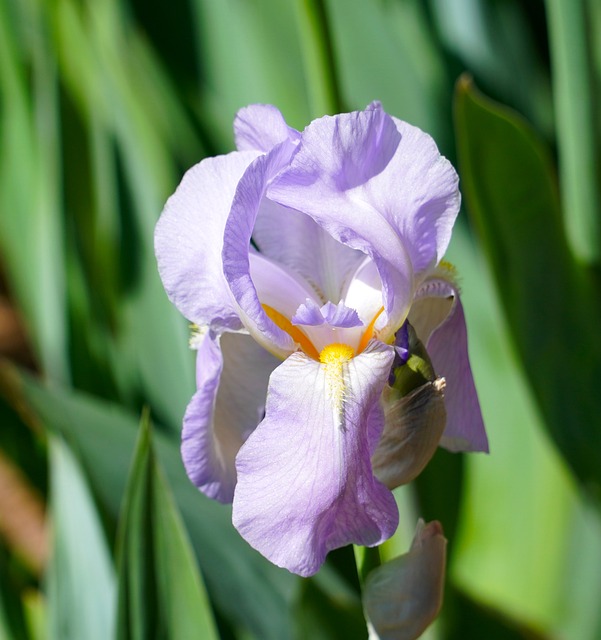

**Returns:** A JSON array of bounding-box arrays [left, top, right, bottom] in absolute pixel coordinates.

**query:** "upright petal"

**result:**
[[268, 107, 416, 338], [232, 342, 398, 577], [410, 278, 488, 452], [253, 198, 365, 303], [222, 141, 307, 357], [363, 116, 460, 277], [182, 332, 279, 503], [234, 104, 300, 152], [269, 106, 460, 281], [155, 151, 259, 330]]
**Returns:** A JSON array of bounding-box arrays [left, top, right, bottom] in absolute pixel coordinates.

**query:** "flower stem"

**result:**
[[545, 0, 601, 264], [353, 544, 381, 586], [294, 0, 343, 117]]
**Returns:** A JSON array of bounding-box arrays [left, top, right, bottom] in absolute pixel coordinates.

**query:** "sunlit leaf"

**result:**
[[46, 437, 116, 640], [446, 226, 601, 637], [115, 415, 218, 640], [454, 75, 601, 492]]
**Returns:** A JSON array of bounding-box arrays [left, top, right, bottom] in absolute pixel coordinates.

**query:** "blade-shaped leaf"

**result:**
[[454, 75, 601, 492], [115, 414, 218, 640], [46, 437, 116, 640]]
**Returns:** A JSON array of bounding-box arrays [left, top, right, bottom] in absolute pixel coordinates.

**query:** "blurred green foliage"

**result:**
[[0, 0, 600, 638]]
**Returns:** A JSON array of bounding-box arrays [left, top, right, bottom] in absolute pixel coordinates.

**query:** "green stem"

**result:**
[[545, 0, 601, 264], [353, 544, 381, 586], [294, 0, 343, 117]]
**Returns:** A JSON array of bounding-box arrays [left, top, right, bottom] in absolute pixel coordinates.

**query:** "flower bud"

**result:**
[[363, 520, 447, 640]]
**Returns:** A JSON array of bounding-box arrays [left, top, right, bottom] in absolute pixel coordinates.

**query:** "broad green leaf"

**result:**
[[116, 415, 218, 640], [446, 226, 601, 637], [2, 367, 298, 640], [454, 76, 601, 493], [46, 437, 116, 640]]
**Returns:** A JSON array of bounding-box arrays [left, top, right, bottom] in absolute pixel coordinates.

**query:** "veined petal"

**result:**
[[182, 332, 279, 503], [410, 278, 488, 452], [155, 151, 260, 330], [363, 116, 460, 278], [268, 106, 415, 339], [234, 104, 301, 152], [222, 141, 304, 357], [232, 341, 398, 577]]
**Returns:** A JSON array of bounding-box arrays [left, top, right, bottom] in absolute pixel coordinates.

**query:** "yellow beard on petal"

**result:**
[[319, 343, 355, 415]]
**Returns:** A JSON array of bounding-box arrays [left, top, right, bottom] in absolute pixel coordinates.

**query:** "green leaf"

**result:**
[[445, 586, 552, 640], [116, 414, 218, 640], [446, 225, 601, 637], [190, 0, 311, 140], [294, 576, 365, 640], [325, 0, 447, 143], [50, 0, 196, 429], [293, 0, 342, 116], [454, 75, 601, 493], [2, 366, 298, 640], [0, 546, 31, 640], [545, 0, 601, 263], [46, 437, 116, 640], [0, 0, 68, 382]]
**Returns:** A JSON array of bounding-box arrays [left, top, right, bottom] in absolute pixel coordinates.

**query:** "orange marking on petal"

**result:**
[[262, 305, 320, 361], [357, 306, 385, 354]]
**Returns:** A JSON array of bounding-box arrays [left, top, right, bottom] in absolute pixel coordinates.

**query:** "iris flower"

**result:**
[[155, 102, 487, 577]]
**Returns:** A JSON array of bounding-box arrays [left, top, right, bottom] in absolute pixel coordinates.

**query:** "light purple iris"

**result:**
[[155, 102, 487, 577]]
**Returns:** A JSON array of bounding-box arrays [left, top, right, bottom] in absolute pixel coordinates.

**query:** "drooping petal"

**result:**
[[268, 107, 415, 339], [253, 198, 365, 303], [232, 341, 398, 577], [410, 278, 488, 452], [222, 141, 305, 357], [363, 520, 447, 640], [234, 104, 300, 152], [155, 150, 260, 330], [182, 331, 279, 503]]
